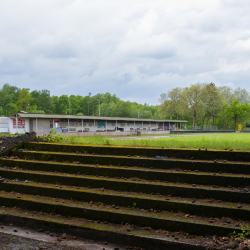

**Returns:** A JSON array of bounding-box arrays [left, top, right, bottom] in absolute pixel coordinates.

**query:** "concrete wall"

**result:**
[[9, 118, 30, 134], [30, 119, 50, 133], [0, 117, 9, 133]]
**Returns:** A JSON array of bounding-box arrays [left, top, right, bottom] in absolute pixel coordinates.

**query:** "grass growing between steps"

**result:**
[[47, 133, 250, 151]]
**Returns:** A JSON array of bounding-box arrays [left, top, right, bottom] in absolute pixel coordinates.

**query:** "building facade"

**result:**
[[7, 113, 188, 135]]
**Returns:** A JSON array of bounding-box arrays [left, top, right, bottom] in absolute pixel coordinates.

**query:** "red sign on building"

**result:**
[[13, 120, 25, 128]]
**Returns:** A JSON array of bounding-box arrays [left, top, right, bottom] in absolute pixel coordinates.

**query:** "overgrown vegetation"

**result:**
[[233, 224, 250, 239], [37, 129, 66, 143]]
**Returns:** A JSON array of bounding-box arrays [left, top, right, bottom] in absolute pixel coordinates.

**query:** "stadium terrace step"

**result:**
[[0, 191, 242, 236], [1, 157, 250, 188], [0, 206, 207, 250], [0, 180, 249, 221], [0, 141, 249, 249], [10, 149, 250, 175], [0, 167, 249, 204], [25, 141, 250, 162]]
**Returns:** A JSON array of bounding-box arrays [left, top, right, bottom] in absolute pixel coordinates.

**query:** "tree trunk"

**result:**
[[193, 111, 196, 130]]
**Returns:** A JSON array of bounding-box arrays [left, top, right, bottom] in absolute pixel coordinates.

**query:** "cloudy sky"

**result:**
[[0, 0, 250, 104]]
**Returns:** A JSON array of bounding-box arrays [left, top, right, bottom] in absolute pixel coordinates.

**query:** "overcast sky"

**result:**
[[0, 0, 250, 104]]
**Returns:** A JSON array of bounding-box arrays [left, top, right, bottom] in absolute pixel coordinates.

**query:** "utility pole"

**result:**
[[88, 92, 91, 116], [97, 99, 100, 116]]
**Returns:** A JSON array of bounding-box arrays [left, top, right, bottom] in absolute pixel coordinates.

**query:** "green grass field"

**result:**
[[53, 133, 250, 151]]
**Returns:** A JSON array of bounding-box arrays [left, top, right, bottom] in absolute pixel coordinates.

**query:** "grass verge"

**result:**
[[44, 133, 250, 151]]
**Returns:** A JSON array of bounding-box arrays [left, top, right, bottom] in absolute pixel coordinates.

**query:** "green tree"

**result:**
[[202, 83, 223, 128], [182, 83, 205, 129], [16, 88, 34, 111], [31, 89, 53, 113], [58, 95, 69, 114], [224, 100, 250, 129], [233, 88, 250, 104], [159, 88, 183, 119]]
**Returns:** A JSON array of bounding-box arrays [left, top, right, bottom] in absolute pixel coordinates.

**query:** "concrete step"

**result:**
[[0, 206, 208, 250], [10, 149, 250, 175], [1, 158, 250, 188], [0, 180, 249, 221], [0, 190, 243, 237], [24, 142, 250, 162], [0, 166, 249, 204]]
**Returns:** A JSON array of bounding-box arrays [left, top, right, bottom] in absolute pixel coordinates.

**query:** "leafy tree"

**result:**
[[51, 96, 60, 114], [159, 88, 183, 119], [16, 88, 34, 111], [202, 83, 223, 128], [224, 100, 250, 129], [58, 95, 69, 114], [182, 83, 205, 129], [31, 89, 53, 113], [233, 88, 250, 104]]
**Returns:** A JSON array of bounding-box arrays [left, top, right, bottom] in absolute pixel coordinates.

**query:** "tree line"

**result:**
[[0, 83, 159, 119], [159, 83, 250, 129], [1, 83, 250, 130]]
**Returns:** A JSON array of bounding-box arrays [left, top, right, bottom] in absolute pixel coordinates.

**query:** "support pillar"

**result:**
[[94, 120, 96, 132], [68, 119, 69, 133], [36, 118, 37, 133], [163, 122, 164, 131], [116, 120, 117, 132], [82, 119, 83, 132], [16, 115, 18, 134], [106, 120, 107, 132]]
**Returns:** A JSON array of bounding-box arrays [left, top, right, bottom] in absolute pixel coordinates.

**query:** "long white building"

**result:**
[[6, 113, 188, 135]]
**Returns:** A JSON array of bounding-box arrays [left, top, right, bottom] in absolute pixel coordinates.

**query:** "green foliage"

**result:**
[[104, 139, 111, 145], [223, 100, 250, 129], [133, 202, 137, 207], [31, 110, 45, 114], [37, 128, 66, 143], [233, 224, 250, 239]]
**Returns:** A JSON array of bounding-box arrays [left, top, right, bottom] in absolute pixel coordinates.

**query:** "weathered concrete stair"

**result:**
[[0, 142, 249, 249]]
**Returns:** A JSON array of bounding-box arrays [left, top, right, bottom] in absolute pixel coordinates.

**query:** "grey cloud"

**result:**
[[0, 0, 250, 104]]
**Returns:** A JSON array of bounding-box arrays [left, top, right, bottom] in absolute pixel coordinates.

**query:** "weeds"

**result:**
[[233, 224, 250, 239], [37, 129, 66, 143]]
